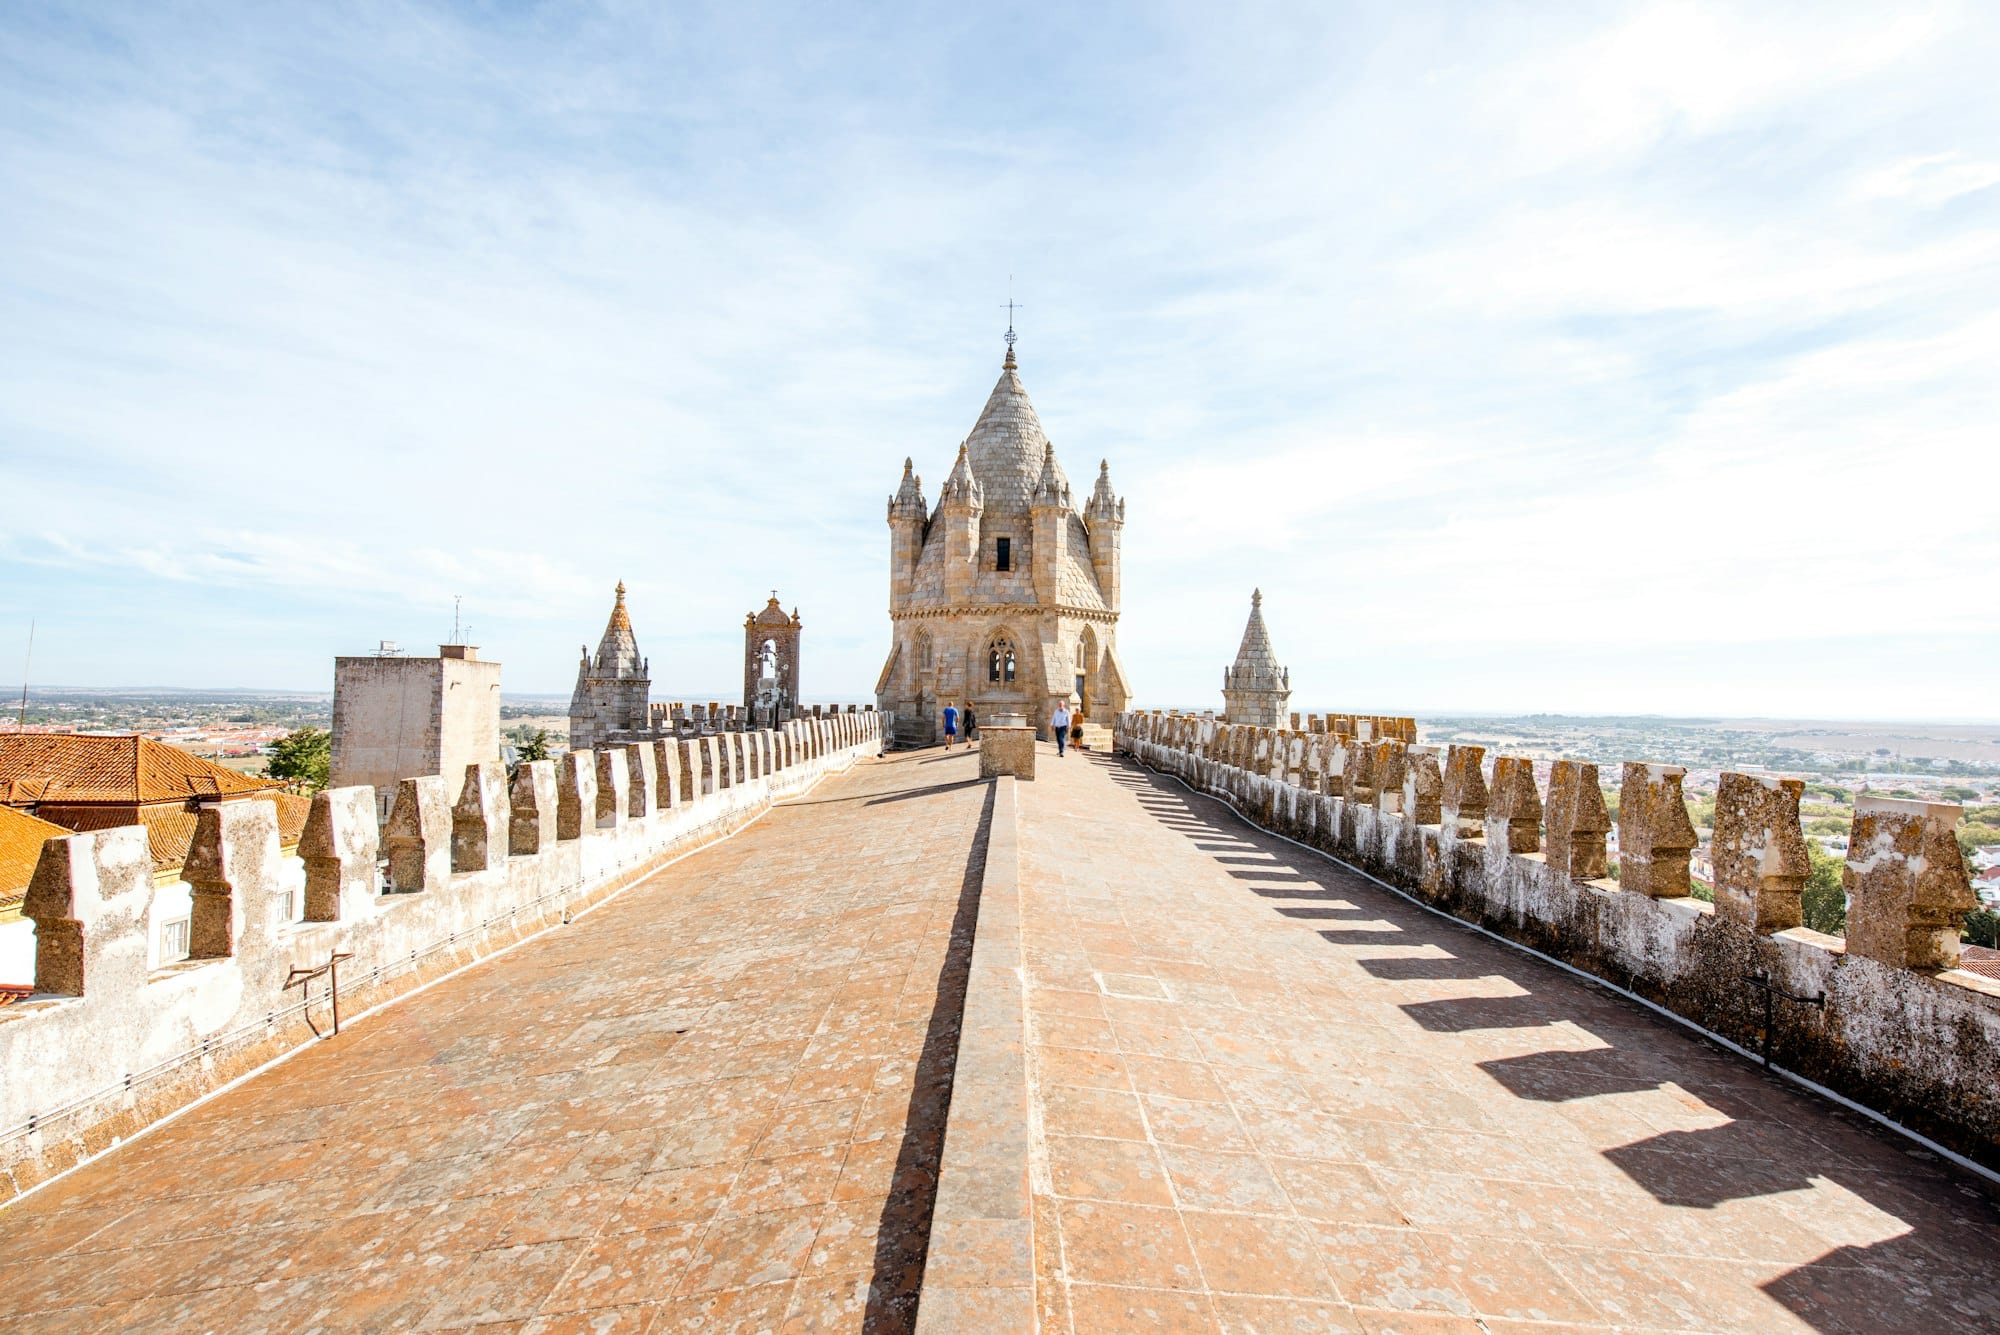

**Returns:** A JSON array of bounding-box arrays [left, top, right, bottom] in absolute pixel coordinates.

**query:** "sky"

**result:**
[[1, 1, 1996, 719]]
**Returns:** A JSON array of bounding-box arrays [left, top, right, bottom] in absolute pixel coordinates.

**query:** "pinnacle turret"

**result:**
[[1086, 458, 1123, 525], [588, 581, 644, 679], [939, 442, 984, 510], [1032, 442, 1071, 509], [888, 456, 927, 521], [1223, 588, 1290, 725]]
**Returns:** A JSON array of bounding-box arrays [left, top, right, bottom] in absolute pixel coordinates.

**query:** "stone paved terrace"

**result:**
[[0, 748, 993, 1332], [3, 744, 1999, 1331], [1013, 750, 2000, 1334]]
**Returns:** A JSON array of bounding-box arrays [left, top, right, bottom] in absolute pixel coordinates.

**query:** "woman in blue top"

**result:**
[[942, 703, 959, 749]]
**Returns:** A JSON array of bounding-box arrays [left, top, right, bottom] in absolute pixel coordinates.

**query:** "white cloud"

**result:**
[[1487, 2, 1947, 171], [1857, 152, 2000, 208], [1, 1, 1996, 717]]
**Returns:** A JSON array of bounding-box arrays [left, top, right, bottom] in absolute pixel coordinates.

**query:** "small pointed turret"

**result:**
[[1086, 458, 1122, 525], [570, 580, 652, 752], [1032, 442, 1071, 509], [939, 442, 983, 510], [590, 581, 643, 678], [888, 456, 927, 521], [1223, 588, 1291, 726]]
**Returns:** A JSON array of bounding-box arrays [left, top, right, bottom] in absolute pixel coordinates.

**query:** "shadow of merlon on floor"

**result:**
[[1101, 750, 2000, 1332]]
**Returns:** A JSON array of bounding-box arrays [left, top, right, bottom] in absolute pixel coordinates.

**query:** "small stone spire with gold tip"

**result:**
[[607, 580, 632, 632]]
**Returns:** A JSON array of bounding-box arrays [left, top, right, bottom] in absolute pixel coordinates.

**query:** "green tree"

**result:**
[[1964, 910, 2000, 949], [265, 726, 331, 792], [514, 728, 552, 763], [1956, 820, 2000, 862], [1802, 842, 1846, 937]]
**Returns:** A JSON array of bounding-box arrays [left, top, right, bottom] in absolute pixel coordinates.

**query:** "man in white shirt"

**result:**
[[1050, 700, 1072, 757]]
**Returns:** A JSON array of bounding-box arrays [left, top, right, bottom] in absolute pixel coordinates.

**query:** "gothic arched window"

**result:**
[[987, 635, 1017, 684], [916, 631, 933, 672], [1075, 640, 1086, 667]]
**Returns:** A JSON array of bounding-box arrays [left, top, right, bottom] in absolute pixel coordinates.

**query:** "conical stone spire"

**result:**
[[591, 581, 644, 679], [1223, 588, 1290, 726], [571, 580, 651, 751], [963, 357, 1050, 514]]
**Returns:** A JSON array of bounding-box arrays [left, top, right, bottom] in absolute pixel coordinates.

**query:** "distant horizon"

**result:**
[[10, 684, 1998, 730]]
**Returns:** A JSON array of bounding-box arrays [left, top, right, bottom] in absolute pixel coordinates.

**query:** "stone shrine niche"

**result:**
[[744, 594, 803, 728]]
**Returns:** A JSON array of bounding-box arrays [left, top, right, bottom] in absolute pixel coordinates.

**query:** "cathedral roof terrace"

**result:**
[[1, 739, 1994, 1331]]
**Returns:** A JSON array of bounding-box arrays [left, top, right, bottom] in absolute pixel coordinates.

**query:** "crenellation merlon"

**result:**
[[1112, 709, 2000, 1174], [0, 710, 888, 1202]]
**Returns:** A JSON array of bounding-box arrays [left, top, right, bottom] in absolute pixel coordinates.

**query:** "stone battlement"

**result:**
[[661, 700, 870, 734], [1117, 709, 2000, 1170], [0, 711, 883, 1202], [1169, 707, 1419, 744]]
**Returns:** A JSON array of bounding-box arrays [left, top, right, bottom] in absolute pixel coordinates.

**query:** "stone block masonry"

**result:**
[[915, 775, 1032, 1330], [1118, 709, 2000, 1172], [0, 710, 885, 1202], [978, 721, 1037, 780]]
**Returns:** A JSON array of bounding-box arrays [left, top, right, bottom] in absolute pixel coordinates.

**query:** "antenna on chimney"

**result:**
[[16, 619, 32, 733]]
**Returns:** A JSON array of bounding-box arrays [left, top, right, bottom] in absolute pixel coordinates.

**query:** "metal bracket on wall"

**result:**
[[1743, 970, 1825, 1067], [285, 951, 357, 1040]]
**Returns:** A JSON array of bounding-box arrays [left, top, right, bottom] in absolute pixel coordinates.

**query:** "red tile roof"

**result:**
[[1958, 945, 2000, 980], [0, 734, 276, 806], [50, 792, 312, 873], [0, 805, 67, 915]]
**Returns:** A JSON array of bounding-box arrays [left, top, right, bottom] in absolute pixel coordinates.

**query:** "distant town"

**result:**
[[8, 690, 1996, 925]]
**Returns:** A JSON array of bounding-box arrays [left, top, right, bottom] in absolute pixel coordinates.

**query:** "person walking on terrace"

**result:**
[[963, 703, 977, 744], [942, 702, 959, 750], [1051, 699, 1072, 757]]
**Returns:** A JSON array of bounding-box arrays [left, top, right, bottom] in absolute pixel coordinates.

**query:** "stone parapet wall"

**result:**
[[916, 774, 1032, 1329], [1116, 709, 2000, 1171], [0, 711, 885, 1203], [604, 699, 876, 743]]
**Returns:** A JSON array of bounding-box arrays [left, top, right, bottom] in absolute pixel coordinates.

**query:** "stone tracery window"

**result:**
[[987, 635, 1017, 684]]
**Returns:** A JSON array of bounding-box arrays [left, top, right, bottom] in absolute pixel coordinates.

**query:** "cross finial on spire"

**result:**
[[1001, 278, 1022, 369]]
